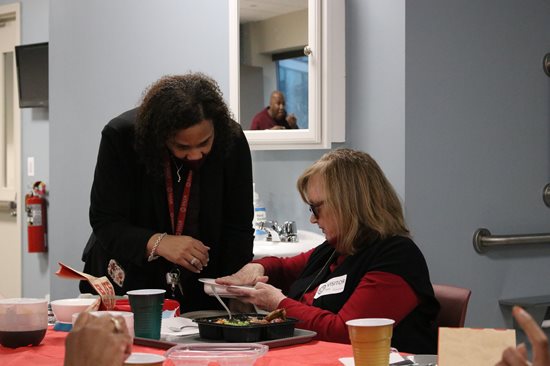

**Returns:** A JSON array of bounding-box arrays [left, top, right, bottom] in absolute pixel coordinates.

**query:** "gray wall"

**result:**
[[48, 0, 229, 300], [256, 0, 550, 329], [15, 0, 550, 330], [405, 0, 550, 327]]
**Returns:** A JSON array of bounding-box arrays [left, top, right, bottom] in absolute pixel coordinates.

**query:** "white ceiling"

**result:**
[[239, 0, 308, 23]]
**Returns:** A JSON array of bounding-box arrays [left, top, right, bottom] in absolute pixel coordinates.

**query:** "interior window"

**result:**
[[274, 52, 308, 129]]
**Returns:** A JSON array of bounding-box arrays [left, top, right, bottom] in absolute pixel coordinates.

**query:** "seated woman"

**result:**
[[217, 148, 440, 354]]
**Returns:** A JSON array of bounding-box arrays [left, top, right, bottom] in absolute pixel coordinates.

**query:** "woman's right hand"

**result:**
[[216, 263, 267, 286], [64, 312, 132, 366], [154, 234, 210, 273]]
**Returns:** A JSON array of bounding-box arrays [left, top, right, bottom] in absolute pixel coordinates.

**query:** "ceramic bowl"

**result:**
[[50, 298, 98, 324]]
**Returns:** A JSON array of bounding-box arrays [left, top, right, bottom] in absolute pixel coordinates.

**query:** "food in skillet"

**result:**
[[214, 308, 287, 326]]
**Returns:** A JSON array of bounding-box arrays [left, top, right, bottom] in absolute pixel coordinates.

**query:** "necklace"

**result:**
[[298, 248, 337, 302], [171, 156, 184, 183]]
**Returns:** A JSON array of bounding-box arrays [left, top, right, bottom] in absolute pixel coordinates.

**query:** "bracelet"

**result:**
[[147, 232, 167, 262]]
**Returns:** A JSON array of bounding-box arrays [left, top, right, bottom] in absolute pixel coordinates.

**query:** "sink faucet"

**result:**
[[256, 220, 298, 242]]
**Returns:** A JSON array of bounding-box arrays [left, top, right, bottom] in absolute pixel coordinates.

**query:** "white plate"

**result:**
[[160, 316, 199, 337], [124, 352, 165, 365], [198, 278, 255, 298], [339, 352, 407, 365]]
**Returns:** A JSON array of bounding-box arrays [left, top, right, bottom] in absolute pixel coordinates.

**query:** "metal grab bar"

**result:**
[[473, 228, 550, 253]]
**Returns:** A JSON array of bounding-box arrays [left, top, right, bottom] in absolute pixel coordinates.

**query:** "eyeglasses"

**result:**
[[308, 201, 324, 219]]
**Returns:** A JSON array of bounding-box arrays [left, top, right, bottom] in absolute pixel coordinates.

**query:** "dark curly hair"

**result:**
[[135, 73, 236, 178]]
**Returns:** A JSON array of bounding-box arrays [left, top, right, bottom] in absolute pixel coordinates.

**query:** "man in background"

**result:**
[[250, 90, 298, 130]]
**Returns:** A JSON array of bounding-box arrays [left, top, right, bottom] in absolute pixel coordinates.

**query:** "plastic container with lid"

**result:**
[[164, 343, 268, 366], [0, 298, 48, 348]]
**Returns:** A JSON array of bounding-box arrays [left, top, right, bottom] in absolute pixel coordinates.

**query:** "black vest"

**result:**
[[287, 236, 440, 354]]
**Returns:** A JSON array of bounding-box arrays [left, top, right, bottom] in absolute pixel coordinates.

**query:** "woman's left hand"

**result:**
[[227, 282, 286, 311]]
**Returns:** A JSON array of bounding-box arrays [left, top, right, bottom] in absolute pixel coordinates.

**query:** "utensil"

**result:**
[[208, 284, 232, 319]]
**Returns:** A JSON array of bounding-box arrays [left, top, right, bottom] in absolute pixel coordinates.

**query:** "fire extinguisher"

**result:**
[[25, 181, 48, 253]]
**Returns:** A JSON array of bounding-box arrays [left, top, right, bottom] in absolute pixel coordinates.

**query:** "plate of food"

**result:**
[[198, 278, 255, 298], [193, 309, 297, 342]]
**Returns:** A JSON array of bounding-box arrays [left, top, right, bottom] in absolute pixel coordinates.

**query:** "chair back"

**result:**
[[433, 284, 472, 327]]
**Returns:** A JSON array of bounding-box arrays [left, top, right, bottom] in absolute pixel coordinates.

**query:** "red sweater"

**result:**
[[255, 249, 419, 344]]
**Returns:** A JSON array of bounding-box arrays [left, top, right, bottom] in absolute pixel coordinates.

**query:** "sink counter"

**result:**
[[253, 230, 325, 259]]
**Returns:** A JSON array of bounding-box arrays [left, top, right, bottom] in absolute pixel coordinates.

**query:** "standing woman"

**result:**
[[80, 73, 254, 312]]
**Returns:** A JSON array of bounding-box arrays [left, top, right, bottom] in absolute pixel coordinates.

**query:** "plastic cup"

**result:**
[[346, 318, 395, 366], [73, 311, 135, 339], [126, 289, 165, 340]]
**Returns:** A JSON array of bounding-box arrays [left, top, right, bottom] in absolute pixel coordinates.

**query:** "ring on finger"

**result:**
[[190, 257, 199, 267], [111, 317, 122, 333]]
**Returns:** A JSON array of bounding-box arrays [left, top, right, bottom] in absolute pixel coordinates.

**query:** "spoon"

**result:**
[[209, 284, 232, 319]]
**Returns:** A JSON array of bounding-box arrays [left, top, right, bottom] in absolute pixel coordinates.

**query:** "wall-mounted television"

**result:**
[[15, 42, 48, 108]]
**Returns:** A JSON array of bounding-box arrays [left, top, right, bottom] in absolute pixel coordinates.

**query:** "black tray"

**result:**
[[134, 328, 317, 350], [193, 313, 298, 342]]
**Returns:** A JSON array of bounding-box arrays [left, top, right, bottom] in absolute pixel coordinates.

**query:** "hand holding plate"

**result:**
[[216, 263, 268, 286], [226, 282, 286, 312]]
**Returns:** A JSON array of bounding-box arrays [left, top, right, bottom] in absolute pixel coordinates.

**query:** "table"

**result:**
[[0, 327, 353, 366]]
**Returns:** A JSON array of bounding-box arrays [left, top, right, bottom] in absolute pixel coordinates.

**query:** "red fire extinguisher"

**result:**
[[25, 181, 48, 253]]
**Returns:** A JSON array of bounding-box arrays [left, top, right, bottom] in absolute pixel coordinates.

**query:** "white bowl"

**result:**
[[50, 298, 98, 324]]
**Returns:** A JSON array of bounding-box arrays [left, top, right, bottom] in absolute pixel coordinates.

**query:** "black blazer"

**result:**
[[80, 109, 254, 312]]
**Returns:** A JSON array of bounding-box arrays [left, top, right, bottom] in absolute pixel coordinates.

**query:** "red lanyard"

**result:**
[[164, 154, 193, 235]]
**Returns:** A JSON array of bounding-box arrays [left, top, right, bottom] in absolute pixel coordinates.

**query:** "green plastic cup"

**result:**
[[126, 289, 165, 340]]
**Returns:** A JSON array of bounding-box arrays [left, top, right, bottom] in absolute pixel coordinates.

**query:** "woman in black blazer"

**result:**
[[80, 73, 254, 312]]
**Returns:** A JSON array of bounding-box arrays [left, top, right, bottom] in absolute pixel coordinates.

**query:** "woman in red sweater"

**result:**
[[217, 148, 439, 354]]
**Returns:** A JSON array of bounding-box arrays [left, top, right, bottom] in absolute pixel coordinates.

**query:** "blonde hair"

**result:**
[[297, 148, 409, 255]]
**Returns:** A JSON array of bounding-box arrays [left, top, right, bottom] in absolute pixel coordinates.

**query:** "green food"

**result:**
[[224, 319, 250, 326]]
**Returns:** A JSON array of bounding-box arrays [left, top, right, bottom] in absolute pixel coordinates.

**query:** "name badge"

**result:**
[[314, 274, 347, 299]]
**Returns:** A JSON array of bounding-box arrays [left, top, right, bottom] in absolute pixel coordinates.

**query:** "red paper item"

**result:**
[[55, 262, 116, 310]]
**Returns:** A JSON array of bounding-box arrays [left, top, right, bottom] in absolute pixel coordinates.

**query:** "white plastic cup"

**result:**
[[72, 311, 135, 338]]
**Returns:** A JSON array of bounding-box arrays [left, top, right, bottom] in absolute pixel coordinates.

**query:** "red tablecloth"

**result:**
[[0, 327, 353, 366]]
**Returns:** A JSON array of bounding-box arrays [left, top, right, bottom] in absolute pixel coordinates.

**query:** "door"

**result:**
[[0, 3, 21, 298]]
